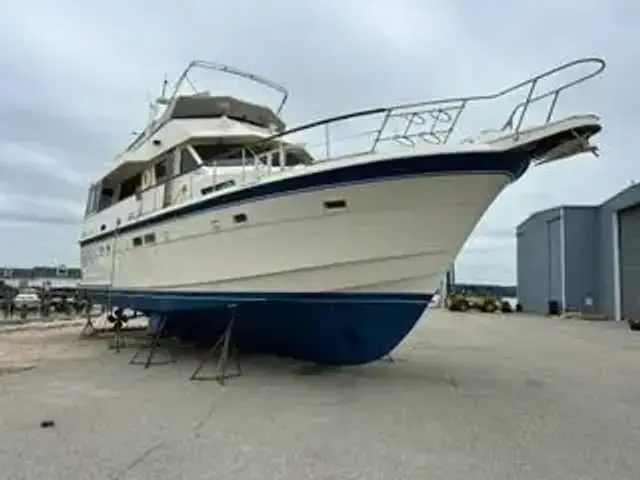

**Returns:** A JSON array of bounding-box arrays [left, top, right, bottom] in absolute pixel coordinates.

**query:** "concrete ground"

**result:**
[[0, 310, 639, 480]]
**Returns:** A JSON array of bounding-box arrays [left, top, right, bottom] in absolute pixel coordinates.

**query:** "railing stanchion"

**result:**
[[546, 91, 561, 124], [370, 109, 392, 153], [324, 123, 331, 159], [443, 101, 466, 144], [515, 79, 538, 138], [241, 148, 246, 183]]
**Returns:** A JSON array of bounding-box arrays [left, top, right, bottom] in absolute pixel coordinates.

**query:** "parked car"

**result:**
[[13, 289, 41, 311]]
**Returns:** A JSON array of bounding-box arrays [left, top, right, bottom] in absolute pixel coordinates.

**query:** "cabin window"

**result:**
[[84, 184, 100, 217], [119, 173, 142, 201], [194, 143, 271, 167], [143, 233, 156, 244], [215, 179, 235, 191], [83, 186, 92, 217], [83, 187, 93, 217], [324, 199, 347, 210], [154, 160, 168, 183], [194, 144, 241, 165], [201, 179, 236, 196], [180, 148, 199, 174], [85, 182, 117, 216], [192, 142, 310, 168], [132, 236, 143, 247], [233, 213, 248, 224], [255, 150, 308, 167], [284, 151, 308, 166], [98, 187, 114, 211]]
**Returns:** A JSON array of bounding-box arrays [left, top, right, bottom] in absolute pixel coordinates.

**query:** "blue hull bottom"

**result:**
[[86, 289, 431, 365]]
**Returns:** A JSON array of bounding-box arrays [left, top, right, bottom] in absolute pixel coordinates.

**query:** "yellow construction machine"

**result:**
[[445, 290, 503, 313]]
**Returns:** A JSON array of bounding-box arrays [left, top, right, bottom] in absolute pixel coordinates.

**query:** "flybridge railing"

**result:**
[[167, 60, 290, 115], [206, 57, 605, 168]]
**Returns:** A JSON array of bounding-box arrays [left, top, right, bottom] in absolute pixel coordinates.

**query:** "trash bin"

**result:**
[[548, 300, 560, 316]]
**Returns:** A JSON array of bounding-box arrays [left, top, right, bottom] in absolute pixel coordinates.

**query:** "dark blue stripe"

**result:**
[[80, 150, 529, 246], [83, 287, 431, 305]]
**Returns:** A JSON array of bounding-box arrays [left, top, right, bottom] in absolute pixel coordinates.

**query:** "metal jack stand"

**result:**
[[79, 304, 96, 337], [111, 320, 127, 352], [190, 305, 242, 385], [130, 315, 176, 368], [108, 309, 128, 352]]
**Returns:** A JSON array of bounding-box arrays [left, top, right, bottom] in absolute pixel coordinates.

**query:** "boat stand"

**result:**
[[79, 304, 97, 337], [190, 305, 242, 385], [108, 310, 128, 352], [111, 323, 127, 352], [129, 315, 176, 368]]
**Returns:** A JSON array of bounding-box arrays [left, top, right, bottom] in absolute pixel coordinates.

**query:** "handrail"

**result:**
[[256, 57, 606, 152], [196, 58, 604, 169]]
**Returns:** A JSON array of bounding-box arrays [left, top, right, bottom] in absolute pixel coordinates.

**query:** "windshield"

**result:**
[[193, 143, 310, 167]]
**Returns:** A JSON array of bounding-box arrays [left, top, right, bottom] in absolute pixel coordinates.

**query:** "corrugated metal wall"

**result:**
[[517, 184, 640, 319], [598, 183, 640, 319], [547, 217, 563, 309], [563, 208, 598, 311], [516, 208, 563, 314]]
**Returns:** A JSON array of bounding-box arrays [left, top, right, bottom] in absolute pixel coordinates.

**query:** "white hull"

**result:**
[[81, 172, 511, 294]]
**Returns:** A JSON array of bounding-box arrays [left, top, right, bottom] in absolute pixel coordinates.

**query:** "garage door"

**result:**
[[619, 206, 640, 321]]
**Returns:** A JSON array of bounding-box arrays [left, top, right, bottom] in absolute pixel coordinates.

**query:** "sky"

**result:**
[[0, 0, 637, 285]]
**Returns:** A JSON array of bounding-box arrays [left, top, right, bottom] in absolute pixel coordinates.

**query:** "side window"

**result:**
[[271, 151, 281, 167], [285, 152, 306, 166], [180, 147, 199, 174], [98, 187, 114, 211], [85, 184, 103, 217], [84, 185, 96, 217], [119, 173, 142, 200], [154, 159, 168, 183]]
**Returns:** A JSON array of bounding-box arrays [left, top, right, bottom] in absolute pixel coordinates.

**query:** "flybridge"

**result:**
[[124, 96, 287, 156], [123, 61, 291, 155]]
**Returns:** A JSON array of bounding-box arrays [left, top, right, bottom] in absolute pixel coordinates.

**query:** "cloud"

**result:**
[[0, 0, 635, 284]]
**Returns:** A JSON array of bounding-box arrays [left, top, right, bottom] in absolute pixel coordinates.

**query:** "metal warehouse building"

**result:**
[[516, 182, 640, 321]]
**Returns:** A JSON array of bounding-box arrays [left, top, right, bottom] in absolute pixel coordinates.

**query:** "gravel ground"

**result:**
[[0, 310, 639, 480]]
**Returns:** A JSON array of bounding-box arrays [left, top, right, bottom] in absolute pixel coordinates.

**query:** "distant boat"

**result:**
[[79, 58, 605, 365]]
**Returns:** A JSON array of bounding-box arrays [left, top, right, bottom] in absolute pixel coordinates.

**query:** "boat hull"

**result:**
[[81, 149, 531, 364], [87, 289, 430, 365]]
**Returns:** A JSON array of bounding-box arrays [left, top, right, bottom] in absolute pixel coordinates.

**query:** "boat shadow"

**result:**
[[92, 327, 510, 396]]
